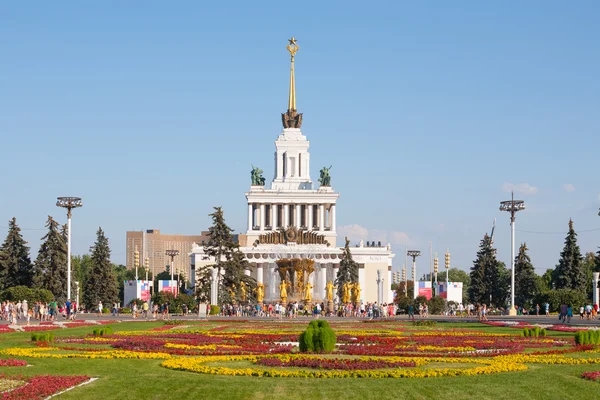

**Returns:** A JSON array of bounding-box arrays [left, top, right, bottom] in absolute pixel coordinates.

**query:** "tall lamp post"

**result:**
[[56, 197, 83, 301], [165, 250, 179, 282], [499, 192, 525, 316], [401, 265, 407, 296], [433, 255, 439, 293], [407, 250, 421, 300], [134, 249, 140, 280]]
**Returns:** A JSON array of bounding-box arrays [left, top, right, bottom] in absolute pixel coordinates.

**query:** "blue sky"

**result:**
[[1, 2, 599, 277]]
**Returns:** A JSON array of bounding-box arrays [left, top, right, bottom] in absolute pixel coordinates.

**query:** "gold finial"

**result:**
[[281, 37, 303, 128], [287, 37, 298, 111]]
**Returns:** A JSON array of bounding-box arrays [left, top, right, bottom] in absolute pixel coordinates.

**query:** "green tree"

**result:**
[[514, 243, 537, 308], [469, 234, 507, 307], [582, 252, 597, 300], [0, 217, 34, 289], [36, 216, 68, 300], [335, 237, 359, 300], [199, 207, 255, 305], [113, 263, 136, 303], [552, 219, 586, 292], [595, 247, 600, 272], [71, 254, 93, 303], [83, 228, 118, 309]]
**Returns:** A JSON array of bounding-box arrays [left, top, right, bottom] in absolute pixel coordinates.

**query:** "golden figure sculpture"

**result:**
[[342, 282, 351, 304], [279, 280, 290, 302], [240, 281, 247, 302], [228, 284, 237, 303], [325, 280, 337, 302], [304, 282, 313, 302], [352, 282, 361, 304], [255, 282, 264, 303]]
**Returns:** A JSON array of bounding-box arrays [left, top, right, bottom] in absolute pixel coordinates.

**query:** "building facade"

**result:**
[[190, 38, 394, 305], [126, 229, 208, 280]]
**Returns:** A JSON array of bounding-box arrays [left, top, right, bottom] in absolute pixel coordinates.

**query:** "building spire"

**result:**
[[287, 37, 298, 111], [282, 37, 303, 129]]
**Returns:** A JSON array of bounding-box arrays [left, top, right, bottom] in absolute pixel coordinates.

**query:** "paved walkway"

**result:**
[[2, 313, 600, 327]]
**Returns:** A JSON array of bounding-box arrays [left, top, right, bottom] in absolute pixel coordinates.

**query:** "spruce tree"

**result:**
[[36, 216, 68, 300], [335, 237, 359, 300], [552, 219, 586, 292], [0, 217, 34, 289], [469, 234, 507, 307], [514, 243, 537, 307], [201, 207, 255, 304], [83, 228, 118, 310], [595, 247, 600, 273]]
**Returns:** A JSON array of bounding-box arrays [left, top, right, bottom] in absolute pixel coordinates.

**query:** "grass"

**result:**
[[1, 320, 599, 399]]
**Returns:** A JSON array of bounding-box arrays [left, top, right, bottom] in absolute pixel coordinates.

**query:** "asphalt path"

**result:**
[[2, 313, 600, 327]]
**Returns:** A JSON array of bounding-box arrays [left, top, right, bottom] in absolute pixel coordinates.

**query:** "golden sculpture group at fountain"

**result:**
[[275, 258, 315, 303], [341, 281, 361, 304]]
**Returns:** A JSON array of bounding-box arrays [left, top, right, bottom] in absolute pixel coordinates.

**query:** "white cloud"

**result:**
[[562, 184, 575, 192], [337, 224, 411, 247], [502, 182, 538, 195]]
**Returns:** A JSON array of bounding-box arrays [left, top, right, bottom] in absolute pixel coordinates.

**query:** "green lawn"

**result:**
[[1, 321, 599, 400]]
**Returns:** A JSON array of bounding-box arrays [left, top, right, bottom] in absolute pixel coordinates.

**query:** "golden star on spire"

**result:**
[[286, 37, 299, 58], [288, 37, 297, 46]]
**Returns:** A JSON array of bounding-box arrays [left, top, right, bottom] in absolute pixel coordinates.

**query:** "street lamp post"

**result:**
[[433, 255, 439, 294], [376, 270, 383, 305], [500, 191, 525, 316], [56, 197, 83, 301], [407, 250, 421, 300], [134, 249, 140, 281], [165, 250, 179, 282], [401, 265, 407, 296]]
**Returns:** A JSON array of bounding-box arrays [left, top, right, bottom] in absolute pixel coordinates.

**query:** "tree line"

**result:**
[[0, 216, 118, 310]]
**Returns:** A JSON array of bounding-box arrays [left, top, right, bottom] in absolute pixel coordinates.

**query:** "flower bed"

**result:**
[[257, 357, 416, 370], [0, 374, 89, 399], [582, 371, 600, 382], [0, 359, 27, 367]]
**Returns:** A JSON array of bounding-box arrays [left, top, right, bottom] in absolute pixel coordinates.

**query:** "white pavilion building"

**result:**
[[190, 38, 394, 305]]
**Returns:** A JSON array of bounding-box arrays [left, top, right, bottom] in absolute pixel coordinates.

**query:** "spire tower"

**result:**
[[282, 37, 303, 129]]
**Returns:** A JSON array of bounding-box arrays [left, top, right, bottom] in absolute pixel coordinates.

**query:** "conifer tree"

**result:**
[[552, 219, 586, 292], [0, 217, 34, 289], [335, 237, 359, 300], [514, 243, 537, 307], [36, 216, 68, 300], [200, 207, 255, 304], [83, 228, 118, 309], [595, 247, 600, 273], [469, 234, 507, 307]]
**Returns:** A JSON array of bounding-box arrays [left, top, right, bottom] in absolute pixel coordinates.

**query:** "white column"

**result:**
[[387, 268, 393, 303], [247, 203, 253, 231], [260, 204, 265, 231], [296, 204, 302, 227], [284, 204, 289, 228], [593, 272, 599, 307], [308, 204, 314, 230], [257, 263, 264, 284], [320, 265, 327, 301], [358, 267, 365, 303], [271, 204, 277, 229], [319, 204, 325, 231], [211, 267, 219, 305], [331, 204, 336, 232]]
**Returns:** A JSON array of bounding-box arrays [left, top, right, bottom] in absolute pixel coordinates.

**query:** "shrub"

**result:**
[[93, 326, 113, 337], [210, 305, 220, 315], [163, 319, 187, 325], [522, 327, 547, 337], [575, 330, 600, 345], [0, 286, 55, 304], [31, 332, 54, 342], [120, 307, 132, 314], [427, 296, 446, 315], [413, 320, 437, 327], [298, 320, 336, 353], [534, 289, 588, 313], [102, 307, 110, 314]]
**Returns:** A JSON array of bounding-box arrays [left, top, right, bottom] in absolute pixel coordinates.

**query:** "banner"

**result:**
[[158, 280, 179, 296], [417, 281, 432, 300]]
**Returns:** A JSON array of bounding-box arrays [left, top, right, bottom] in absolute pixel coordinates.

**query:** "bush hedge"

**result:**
[[31, 332, 55, 342], [574, 330, 600, 345], [0, 286, 55, 304], [210, 305, 220, 315], [93, 326, 113, 337], [521, 327, 546, 337], [298, 320, 336, 353]]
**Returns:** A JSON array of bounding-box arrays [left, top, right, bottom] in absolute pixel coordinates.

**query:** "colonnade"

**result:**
[[247, 203, 336, 232]]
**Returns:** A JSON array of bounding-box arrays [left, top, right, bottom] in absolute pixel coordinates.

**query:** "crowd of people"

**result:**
[[0, 299, 79, 325]]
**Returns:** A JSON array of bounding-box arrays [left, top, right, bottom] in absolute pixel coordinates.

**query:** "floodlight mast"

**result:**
[[499, 191, 525, 316]]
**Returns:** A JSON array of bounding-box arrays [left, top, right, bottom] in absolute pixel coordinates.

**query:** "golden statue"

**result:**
[[326, 280, 336, 302], [352, 282, 361, 304], [255, 282, 264, 303], [240, 281, 247, 302], [279, 280, 290, 302], [342, 282, 351, 304], [228, 284, 237, 303], [304, 282, 313, 302]]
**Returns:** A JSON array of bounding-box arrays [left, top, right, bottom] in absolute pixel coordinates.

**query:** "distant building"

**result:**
[[126, 229, 210, 279]]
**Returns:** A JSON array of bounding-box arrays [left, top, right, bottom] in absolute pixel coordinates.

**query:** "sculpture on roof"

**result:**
[[319, 165, 332, 187], [250, 165, 265, 186]]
